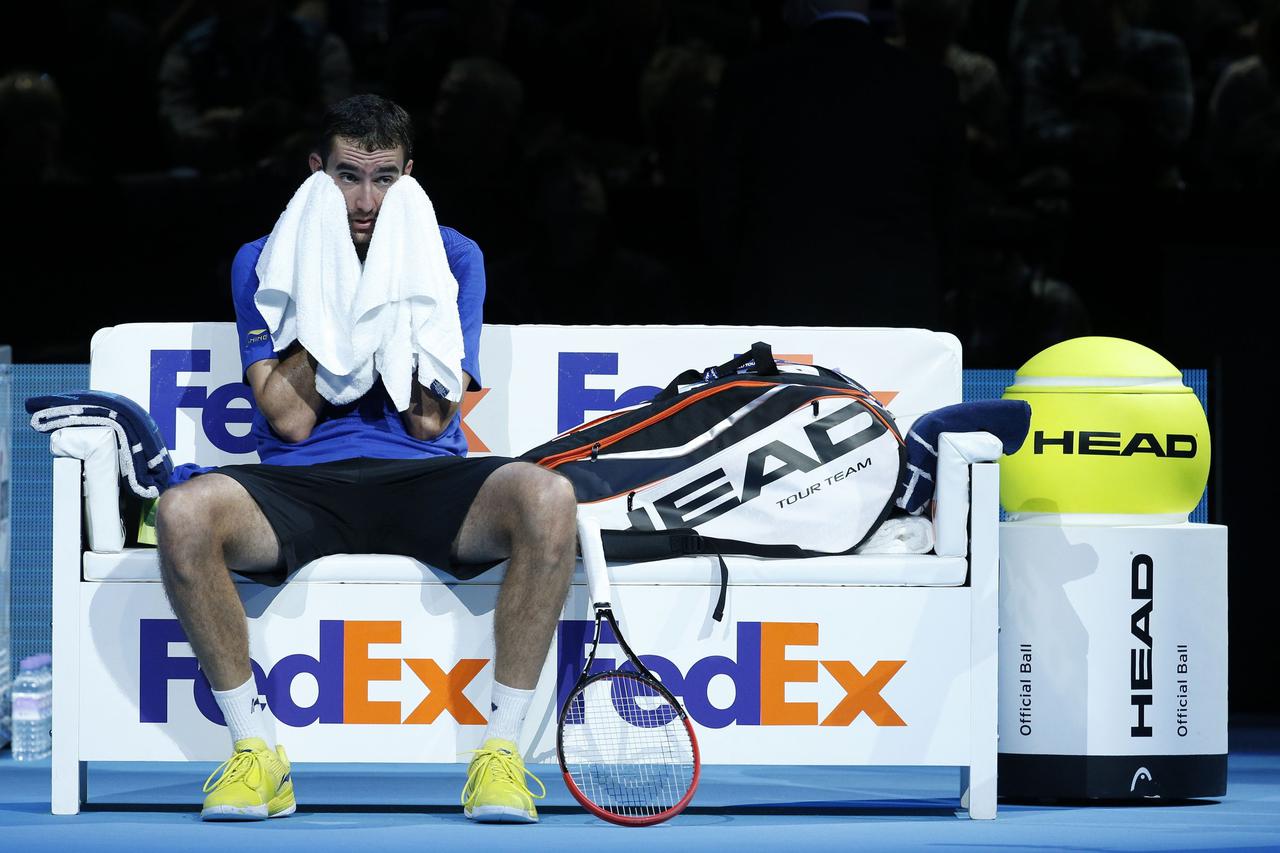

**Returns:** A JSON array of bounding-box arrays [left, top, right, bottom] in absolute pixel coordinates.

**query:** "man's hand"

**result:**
[[245, 342, 327, 443], [401, 372, 470, 441]]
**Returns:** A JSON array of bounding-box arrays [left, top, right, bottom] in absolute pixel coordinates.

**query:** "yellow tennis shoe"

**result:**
[[201, 737, 296, 821], [462, 737, 546, 823]]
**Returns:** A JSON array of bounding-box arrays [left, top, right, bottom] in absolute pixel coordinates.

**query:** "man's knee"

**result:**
[[156, 479, 226, 566], [518, 466, 576, 519], [505, 464, 577, 543]]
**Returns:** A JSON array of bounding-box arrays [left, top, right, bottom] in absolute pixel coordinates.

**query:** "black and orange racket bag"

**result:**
[[522, 342, 905, 609]]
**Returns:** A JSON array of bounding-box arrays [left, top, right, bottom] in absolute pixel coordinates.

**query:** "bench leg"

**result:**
[[51, 458, 84, 815], [964, 463, 999, 819], [53, 760, 87, 815], [961, 763, 996, 819]]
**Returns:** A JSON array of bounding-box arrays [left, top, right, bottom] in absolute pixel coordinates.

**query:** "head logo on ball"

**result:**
[[1000, 336, 1210, 525]]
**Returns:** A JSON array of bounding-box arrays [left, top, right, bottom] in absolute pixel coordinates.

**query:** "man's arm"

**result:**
[[401, 371, 472, 441], [245, 342, 327, 443]]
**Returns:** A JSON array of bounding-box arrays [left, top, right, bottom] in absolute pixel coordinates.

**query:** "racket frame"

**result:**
[[556, 515, 702, 826]]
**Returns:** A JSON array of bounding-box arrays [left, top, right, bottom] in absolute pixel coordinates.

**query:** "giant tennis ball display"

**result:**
[[1000, 337, 1210, 518]]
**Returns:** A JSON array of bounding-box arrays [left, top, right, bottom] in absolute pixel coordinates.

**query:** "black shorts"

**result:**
[[213, 455, 518, 586]]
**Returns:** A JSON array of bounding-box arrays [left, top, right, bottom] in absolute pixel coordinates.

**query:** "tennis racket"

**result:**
[[556, 514, 701, 826]]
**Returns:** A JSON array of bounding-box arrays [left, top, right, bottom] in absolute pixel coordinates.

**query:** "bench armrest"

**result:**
[[49, 426, 125, 553], [933, 431, 1004, 558]]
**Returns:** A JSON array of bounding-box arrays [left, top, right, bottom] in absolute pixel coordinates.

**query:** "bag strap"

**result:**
[[601, 528, 812, 561], [600, 528, 816, 622], [654, 341, 779, 402]]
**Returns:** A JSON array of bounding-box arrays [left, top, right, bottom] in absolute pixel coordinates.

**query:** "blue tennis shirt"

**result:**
[[231, 226, 486, 465]]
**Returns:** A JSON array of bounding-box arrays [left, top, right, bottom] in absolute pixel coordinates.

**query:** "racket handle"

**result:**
[[576, 512, 613, 607]]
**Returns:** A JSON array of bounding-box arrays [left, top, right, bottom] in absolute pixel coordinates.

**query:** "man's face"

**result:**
[[309, 136, 414, 257]]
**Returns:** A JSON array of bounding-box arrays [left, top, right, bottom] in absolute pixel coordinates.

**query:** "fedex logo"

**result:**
[[558, 352, 662, 433], [149, 349, 491, 453], [140, 618, 904, 730], [151, 350, 255, 454], [557, 620, 906, 729], [139, 619, 488, 727]]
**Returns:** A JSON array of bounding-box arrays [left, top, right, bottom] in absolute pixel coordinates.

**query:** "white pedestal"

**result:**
[[998, 522, 1228, 799]]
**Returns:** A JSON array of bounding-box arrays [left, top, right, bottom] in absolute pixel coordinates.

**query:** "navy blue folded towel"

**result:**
[[26, 390, 177, 499], [895, 400, 1032, 515]]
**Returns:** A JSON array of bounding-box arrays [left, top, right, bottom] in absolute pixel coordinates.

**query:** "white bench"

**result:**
[[49, 323, 999, 817]]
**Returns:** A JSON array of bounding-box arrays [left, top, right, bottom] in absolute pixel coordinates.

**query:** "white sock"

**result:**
[[212, 675, 272, 749], [485, 681, 535, 746]]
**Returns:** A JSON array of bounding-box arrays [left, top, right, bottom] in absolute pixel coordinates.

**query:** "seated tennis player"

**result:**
[[155, 94, 576, 823]]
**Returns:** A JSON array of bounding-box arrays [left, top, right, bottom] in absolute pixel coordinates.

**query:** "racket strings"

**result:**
[[561, 672, 696, 819]]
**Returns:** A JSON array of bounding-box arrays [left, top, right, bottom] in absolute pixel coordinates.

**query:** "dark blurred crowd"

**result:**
[[2, 0, 1278, 363]]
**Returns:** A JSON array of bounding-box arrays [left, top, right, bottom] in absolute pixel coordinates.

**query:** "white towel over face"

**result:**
[[253, 171, 465, 413]]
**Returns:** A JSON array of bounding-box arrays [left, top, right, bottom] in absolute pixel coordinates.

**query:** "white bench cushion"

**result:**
[[83, 548, 968, 586]]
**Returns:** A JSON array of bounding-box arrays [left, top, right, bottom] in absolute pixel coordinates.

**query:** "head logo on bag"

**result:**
[[630, 399, 888, 532], [524, 343, 905, 567]]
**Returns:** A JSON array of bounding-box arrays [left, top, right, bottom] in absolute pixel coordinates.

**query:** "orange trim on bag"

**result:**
[[539, 380, 778, 469], [807, 394, 904, 447], [554, 407, 632, 439], [539, 382, 891, 470]]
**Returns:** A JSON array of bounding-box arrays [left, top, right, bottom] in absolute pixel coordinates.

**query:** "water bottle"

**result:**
[[0, 649, 10, 749], [11, 654, 52, 761]]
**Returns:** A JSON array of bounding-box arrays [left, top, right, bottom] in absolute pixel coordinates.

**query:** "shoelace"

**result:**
[[203, 749, 265, 794], [460, 747, 547, 807]]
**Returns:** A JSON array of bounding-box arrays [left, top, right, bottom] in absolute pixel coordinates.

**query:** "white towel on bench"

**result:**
[[253, 171, 464, 411], [855, 515, 935, 555]]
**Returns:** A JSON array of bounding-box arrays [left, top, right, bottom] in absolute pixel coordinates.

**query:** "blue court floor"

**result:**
[[3, 717, 1279, 852]]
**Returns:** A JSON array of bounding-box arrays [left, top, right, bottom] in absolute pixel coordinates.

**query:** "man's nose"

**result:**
[[354, 181, 375, 213]]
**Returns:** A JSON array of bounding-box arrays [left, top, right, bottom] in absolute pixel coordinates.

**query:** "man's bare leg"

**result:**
[[453, 461, 576, 821], [452, 462, 578, 690], [155, 473, 283, 691], [156, 472, 297, 820]]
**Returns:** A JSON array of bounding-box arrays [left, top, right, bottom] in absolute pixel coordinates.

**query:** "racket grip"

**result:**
[[576, 511, 613, 607]]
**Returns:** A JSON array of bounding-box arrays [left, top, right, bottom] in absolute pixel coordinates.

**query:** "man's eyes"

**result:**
[[337, 174, 396, 185]]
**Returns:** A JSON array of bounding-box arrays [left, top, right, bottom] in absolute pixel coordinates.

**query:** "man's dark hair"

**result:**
[[316, 94, 414, 165]]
